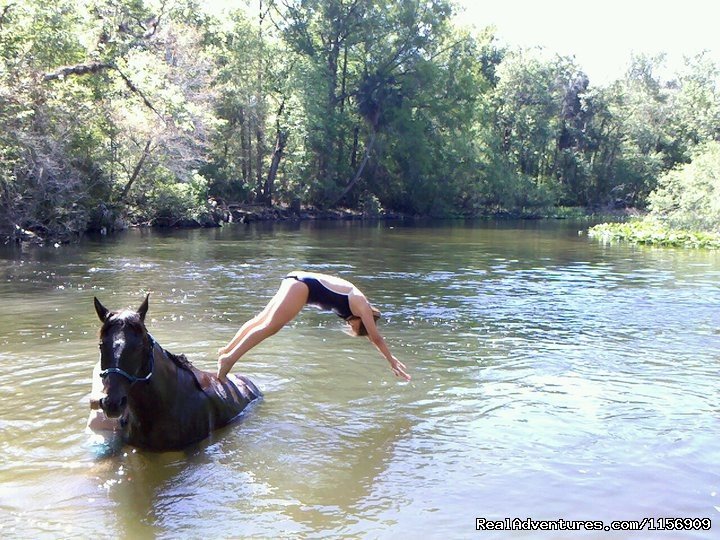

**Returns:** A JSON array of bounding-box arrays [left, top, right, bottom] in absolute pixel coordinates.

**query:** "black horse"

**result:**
[[88, 295, 261, 451]]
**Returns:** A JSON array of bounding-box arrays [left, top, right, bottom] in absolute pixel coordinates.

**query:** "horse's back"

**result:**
[[190, 368, 261, 426], [184, 362, 261, 403], [228, 373, 262, 401]]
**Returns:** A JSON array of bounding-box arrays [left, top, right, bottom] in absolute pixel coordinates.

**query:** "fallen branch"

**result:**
[[114, 67, 164, 120], [42, 62, 114, 82], [43, 62, 164, 120]]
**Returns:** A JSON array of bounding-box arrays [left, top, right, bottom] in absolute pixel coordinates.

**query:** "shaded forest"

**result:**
[[1, 0, 719, 243]]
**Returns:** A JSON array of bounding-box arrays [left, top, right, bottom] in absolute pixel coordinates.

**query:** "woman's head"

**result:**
[[347, 306, 381, 336]]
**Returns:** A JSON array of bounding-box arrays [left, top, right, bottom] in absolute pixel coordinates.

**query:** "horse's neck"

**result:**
[[124, 344, 213, 449], [127, 346, 187, 417]]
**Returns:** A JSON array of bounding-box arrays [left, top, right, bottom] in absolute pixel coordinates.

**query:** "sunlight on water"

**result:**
[[0, 221, 719, 538]]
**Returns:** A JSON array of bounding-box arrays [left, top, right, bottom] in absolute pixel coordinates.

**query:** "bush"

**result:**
[[588, 219, 720, 249], [648, 141, 720, 231], [143, 173, 215, 225]]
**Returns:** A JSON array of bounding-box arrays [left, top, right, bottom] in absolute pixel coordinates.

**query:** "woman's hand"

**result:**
[[388, 355, 411, 381]]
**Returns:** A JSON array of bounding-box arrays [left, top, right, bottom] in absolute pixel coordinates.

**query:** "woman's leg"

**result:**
[[219, 301, 275, 355], [217, 279, 308, 379], [219, 278, 303, 355]]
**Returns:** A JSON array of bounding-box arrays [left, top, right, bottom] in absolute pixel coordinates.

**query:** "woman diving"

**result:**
[[217, 271, 411, 381]]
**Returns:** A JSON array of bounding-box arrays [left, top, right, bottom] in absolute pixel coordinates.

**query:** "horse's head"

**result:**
[[94, 295, 153, 418]]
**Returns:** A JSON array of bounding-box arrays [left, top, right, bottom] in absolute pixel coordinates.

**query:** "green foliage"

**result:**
[[277, 0, 458, 209], [2, 0, 720, 243], [649, 141, 720, 231], [663, 53, 720, 164], [548, 206, 590, 219], [0, 0, 220, 240], [0, 5, 98, 239], [140, 172, 212, 224], [589, 219, 720, 249], [589, 136, 720, 250]]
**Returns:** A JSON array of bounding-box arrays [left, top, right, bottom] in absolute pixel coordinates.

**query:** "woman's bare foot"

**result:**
[[217, 353, 235, 381]]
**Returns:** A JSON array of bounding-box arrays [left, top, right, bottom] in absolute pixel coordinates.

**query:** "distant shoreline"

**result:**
[[4, 204, 640, 247]]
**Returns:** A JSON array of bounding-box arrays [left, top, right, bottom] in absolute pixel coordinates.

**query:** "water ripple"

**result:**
[[2, 222, 720, 538]]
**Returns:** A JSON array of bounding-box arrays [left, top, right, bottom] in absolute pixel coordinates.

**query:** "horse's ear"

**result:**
[[138, 293, 150, 322], [94, 297, 109, 322]]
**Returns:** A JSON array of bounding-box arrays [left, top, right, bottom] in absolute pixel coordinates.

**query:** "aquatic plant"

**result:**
[[589, 219, 720, 249]]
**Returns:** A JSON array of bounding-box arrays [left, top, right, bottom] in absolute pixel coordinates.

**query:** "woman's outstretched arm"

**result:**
[[356, 304, 411, 381]]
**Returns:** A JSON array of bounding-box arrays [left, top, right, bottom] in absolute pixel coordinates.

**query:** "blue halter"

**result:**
[[99, 334, 156, 384]]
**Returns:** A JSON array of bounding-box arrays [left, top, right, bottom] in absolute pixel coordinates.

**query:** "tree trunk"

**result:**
[[239, 108, 248, 183], [264, 99, 288, 207], [247, 120, 253, 193], [119, 139, 152, 202], [255, 124, 264, 202], [319, 35, 341, 183], [335, 42, 350, 179], [350, 126, 359, 169], [332, 131, 376, 206], [255, 0, 266, 202], [265, 129, 288, 207]]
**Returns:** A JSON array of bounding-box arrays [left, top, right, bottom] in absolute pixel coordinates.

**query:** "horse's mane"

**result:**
[[163, 348, 195, 373]]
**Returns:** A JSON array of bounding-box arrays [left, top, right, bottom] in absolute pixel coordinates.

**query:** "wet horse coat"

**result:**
[[91, 295, 261, 451]]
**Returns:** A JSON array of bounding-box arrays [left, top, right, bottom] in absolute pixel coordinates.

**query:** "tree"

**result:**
[[3, 0, 720, 244], [597, 54, 672, 207], [0, 0, 92, 239], [664, 52, 720, 164], [208, 3, 296, 207], [487, 49, 596, 209], [275, 0, 455, 208]]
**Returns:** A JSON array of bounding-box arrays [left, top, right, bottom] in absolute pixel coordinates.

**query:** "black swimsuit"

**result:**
[[286, 274, 354, 320]]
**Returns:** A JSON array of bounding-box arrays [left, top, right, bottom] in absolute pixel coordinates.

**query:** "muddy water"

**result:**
[[0, 220, 718, 539]]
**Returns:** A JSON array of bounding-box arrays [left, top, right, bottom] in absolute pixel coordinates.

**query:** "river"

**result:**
[[0, 219, 718, 539]]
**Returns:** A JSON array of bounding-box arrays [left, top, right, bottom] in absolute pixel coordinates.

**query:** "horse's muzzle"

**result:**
[[100, 395, 127, 418]]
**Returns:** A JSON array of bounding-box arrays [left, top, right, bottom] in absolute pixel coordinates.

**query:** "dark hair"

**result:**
[[348, 307, 381, 337]]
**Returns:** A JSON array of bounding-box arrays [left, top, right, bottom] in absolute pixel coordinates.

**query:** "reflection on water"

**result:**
[[1, 220, 719, 538]]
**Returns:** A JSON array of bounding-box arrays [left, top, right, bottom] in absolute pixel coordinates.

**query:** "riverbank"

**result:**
[[2, 203, 632, 247], [2, 202, 408, 246]]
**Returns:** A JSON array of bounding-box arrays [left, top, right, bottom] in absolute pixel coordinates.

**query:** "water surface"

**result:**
[[0, 220, 718, 539]]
